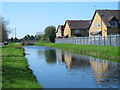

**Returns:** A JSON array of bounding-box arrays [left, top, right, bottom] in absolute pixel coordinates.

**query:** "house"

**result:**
[[64, 20, 91, 37], [89, 10, 120, 37], [56, 25, 64, 38]]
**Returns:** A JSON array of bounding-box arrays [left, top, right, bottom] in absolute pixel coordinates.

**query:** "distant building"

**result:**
[[89, 10, 120, 37], [63, 20, 91, 37], [56, 25, 64, 38]]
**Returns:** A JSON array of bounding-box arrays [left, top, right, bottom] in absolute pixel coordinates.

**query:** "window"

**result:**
[[98, 23, 100, 27], [94, 24, 97, 28], [109, 21, 118, 27], [75, 30, 80, 33]]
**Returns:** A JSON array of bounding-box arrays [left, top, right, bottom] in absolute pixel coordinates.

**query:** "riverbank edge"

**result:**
[[2, 43, 42, 88], [35, 42, 120, 62]]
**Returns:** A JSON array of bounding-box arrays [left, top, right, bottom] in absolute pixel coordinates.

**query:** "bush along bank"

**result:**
[[35, 42, 120, 62], [2, 43, 42, 88]]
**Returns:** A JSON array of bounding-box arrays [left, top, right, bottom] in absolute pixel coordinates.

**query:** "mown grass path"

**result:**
[[2, 43, 42, 88]]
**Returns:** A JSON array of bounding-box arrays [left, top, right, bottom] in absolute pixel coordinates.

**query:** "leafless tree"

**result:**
[[0, 17, 9, 42]]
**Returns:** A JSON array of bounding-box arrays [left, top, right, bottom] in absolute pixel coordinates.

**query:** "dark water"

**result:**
[[24, 46, 120, 88]]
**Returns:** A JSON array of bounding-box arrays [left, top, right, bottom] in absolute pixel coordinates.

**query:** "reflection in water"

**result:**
[[44, 49, 56, 64], [90, 57, 108, 80], [58, 50, 65, 63], [89, 57, 120, 88], [57, 49, 119, 88], [24, 46, 120, 88], [37, 50, 45, 57], [57, 50, 89, 69]]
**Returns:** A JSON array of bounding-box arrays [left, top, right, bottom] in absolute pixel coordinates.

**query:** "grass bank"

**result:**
[[2, 43, 42, 88], [35, 42, 119, 62]]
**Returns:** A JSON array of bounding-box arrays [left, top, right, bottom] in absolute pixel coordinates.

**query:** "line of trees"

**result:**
[[0, 16, 56, 43], [22, 26, 56, 43]]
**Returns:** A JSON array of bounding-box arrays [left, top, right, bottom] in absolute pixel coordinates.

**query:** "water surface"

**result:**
[[24, 46, 120, 88]]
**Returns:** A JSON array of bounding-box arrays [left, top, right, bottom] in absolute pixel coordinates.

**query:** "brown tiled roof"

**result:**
[[66, 20, 91, 30], [56, 25, 64, 33], [96, 10, 120, 27]]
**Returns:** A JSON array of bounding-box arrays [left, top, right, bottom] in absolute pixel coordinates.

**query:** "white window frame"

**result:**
[[110, 21, 118, 27]]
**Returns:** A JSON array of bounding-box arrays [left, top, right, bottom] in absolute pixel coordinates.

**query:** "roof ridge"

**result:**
[[67, 20, 91, 21]]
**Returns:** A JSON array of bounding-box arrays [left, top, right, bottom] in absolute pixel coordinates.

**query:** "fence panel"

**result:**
[[55, 35, 120, 46]]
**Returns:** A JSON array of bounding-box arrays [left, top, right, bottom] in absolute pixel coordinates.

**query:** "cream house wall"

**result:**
[[56, 28, 62, 37], [89, 12, 107, 37], [64, 22, 71, 37]]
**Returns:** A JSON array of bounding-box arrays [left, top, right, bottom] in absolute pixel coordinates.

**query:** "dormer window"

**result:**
[[109, 21, 118, 27]]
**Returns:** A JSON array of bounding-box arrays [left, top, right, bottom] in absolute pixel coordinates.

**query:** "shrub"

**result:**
[[14, 43, 23, 49]]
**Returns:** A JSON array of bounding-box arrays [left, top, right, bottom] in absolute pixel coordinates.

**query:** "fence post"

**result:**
[[74, 37, 76, 44], [104, 36, 105, 46], [94, 35, 95, 45], [76, 37, 77, 44], [86, 37, 87, 45], [80, 37, 81, 44], [110, 34, 111, 46], [74, 38, 75, 44], [89, 37, 90, 45], [83, 37, 84, 45], [90, 37, 91, 45], [68, 38, 69, 44], [70, 38, 71, 44], [116, 34, 117, 46], [99, 35, 100, 45]]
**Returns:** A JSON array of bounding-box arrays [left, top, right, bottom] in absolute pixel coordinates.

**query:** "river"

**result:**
[[24, 46, 120, 88]]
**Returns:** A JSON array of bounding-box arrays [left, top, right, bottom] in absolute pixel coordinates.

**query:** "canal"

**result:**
[[24, 46, 120, 88]]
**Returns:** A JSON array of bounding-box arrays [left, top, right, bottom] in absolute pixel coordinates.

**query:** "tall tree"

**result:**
[[44, 26, 56, 43], [0, 17, 9, 42]]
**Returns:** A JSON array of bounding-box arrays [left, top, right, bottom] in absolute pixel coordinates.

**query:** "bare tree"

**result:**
[[0, 17, 9, 42]]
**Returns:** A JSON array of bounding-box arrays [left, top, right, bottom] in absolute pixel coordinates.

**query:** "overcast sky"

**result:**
[[2, 2, 118, 38]]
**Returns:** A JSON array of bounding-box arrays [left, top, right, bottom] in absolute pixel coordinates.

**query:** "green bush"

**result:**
[[14, 43, 23, 49]]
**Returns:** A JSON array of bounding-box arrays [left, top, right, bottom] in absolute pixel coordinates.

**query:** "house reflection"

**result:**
[[90, 57, 119, 87], [58, 50, 65, 63], [57, 49, 119, 88], [64, 51, 72, 69], [90, 57, 108, 79], [57, 50, 89, 69]]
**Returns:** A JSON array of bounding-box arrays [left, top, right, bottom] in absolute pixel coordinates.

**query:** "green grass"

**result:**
[[2, 43, 42, 88], [35, 42, 120, 62]]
